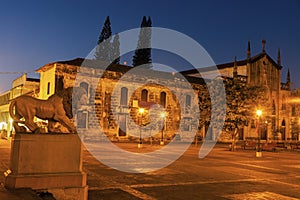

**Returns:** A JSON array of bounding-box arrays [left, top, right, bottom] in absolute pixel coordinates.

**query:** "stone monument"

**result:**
[[5, 87, 88, 200]]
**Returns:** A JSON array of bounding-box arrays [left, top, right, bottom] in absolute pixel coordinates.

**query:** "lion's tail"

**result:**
[[9, 99, 23, 123]]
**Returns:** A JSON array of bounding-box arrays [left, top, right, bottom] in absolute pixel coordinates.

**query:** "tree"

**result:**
[[196, 76, 271, 150], [197, 83, 212, 134], [95, 16, 113, 63], [223, 78, 270, 151], [112, 33, 120, 64], [132, 16, 152, 68], [98, 16, 112, 44]]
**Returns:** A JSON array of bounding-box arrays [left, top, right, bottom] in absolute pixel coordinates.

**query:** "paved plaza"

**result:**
[[1, 139, 300, 199]]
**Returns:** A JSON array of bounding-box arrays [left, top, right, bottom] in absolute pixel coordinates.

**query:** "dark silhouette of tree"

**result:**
[[112, 33, 120, 64], [95, 16, 113, 62], [132, 16, 152, 68], [98, 16, 112, 44]]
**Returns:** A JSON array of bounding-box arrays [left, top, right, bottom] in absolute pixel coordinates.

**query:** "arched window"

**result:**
[[77, 111, 88, 128], [141, 89, 148, 101], [47, 82, 51, 95], [120, 87, 128, 106], [292, 105, 296, 116], [250, 119, 256, 128], [282, 95, 286, 110], [56, 76, 64, 92], [185, 95, 191, 113], [281, 119, 286, 140], [272, 100, 276, 115], [80, 82, 89, 96], [160, 92, 166, 108]]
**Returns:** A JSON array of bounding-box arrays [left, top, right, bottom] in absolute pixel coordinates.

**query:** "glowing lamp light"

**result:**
[[139, 108, 145, 114], [160, 112, 166, 118], [256, 109, 262, 117]]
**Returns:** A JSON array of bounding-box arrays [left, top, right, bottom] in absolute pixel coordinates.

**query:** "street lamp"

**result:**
[[256, 109, 262, 157], [138, 108, 145, 148], [160, 112, 166, 145]]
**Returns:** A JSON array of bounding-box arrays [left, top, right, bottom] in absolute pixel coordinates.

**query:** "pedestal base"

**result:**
[[5, 134, 88, 200]]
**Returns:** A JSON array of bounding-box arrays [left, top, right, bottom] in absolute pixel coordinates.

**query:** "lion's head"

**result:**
[[55, 87, 88, 119]]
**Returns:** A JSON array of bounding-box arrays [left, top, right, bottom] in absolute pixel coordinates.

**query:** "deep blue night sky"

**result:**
[[0, 0, 299, 92]]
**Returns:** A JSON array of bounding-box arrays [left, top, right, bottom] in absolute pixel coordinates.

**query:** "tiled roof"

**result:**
[[180, 52, 282, 75], [35, 58, 212, 85]]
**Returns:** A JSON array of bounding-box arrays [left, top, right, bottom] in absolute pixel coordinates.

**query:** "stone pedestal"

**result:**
[[5, 134, 88, 200]]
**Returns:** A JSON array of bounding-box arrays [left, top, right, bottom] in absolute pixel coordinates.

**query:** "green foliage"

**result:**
[[197, 77, 270, 143], [132, 16, 152, 68], [98, 16, 112, 44], [95, 16, 120, 65], [112, 33, 120, 64], [223, 78, 270, 135], [197, 84, 211, 128]]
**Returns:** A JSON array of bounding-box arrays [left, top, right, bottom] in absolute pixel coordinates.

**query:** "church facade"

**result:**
[[182, 40, 297, 141]]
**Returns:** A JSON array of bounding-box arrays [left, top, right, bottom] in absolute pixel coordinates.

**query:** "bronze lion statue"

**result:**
[[9, 87, 87, 134]]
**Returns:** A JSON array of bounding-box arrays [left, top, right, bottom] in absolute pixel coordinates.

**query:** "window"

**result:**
[[185, 95, 191, 113], [118, 115, 127, 137], [120, 87, 128, 106], [292, 105, 296, 116], [56, 76, 64, 92], [77, 111, 88, 128], [160, 92, 166, 108], [80, 82, 89, 96], [272, 100, 276, 115], [47, 82, 50, 95], [282, 96, 286, 110], [271, 118, 276, 133], [182, 117, 192, 131], [141, 89, 148, 101], [250, 119, 256, 128]]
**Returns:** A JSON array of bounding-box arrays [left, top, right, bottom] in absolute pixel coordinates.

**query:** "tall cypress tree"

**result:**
[[132, 16, 152, 68], [112, 33, 120, 64], [147, 16, 152, 29], [95, 16, 113, 62]]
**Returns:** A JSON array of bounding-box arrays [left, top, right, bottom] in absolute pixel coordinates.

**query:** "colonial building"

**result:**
[[36, 59, 199, 142], [0, 90, 11, 133], [0, 74, 39, 137]]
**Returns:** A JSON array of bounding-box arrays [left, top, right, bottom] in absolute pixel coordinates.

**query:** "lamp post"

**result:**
[[138, 108, 145, 148], [256, 109, 262, 157], [160, 112, 166, 145]]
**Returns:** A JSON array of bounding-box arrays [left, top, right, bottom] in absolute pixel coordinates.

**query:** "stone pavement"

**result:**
[[1, 138, 300, 199], [83, 141, 300, 200]]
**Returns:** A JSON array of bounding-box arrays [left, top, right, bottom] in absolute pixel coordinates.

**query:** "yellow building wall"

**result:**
[[39, 65, 56, 100]]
